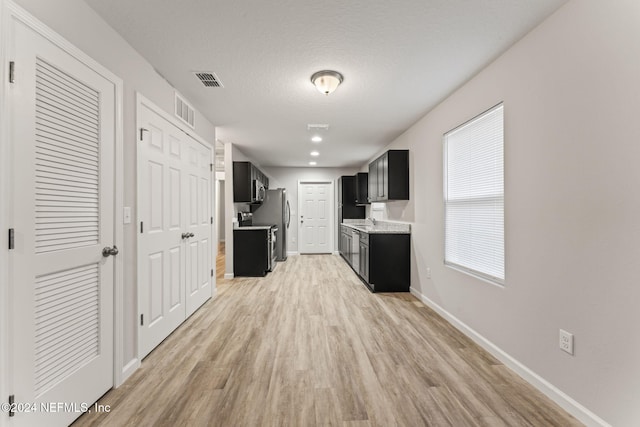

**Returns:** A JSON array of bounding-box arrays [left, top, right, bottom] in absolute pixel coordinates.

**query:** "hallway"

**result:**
[[73, 255, 580, 426]]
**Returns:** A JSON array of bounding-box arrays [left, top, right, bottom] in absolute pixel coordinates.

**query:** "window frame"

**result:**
[[443, 102, 505, 285]]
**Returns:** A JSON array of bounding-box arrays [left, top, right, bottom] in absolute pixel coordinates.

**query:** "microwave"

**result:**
[[252, 180, 266, 203]]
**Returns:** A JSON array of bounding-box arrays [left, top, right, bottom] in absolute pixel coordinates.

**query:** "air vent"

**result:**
[[194, 71, 223, 88], [307, 124, 330, 131], [175, 92, 195, 128]]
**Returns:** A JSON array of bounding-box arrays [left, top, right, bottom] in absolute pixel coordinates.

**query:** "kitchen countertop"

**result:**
[[233, 225, 273, 230], [341, 220, 411, 235]]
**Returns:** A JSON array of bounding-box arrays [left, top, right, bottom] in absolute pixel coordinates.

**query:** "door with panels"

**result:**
[[138, 103, 212, 358], [298, 182, 332, 254], [9, 17, 116, 427], [184, 139, 213, 317]]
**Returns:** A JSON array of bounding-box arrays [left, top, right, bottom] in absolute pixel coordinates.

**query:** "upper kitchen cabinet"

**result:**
[[233, 161, 270, 203], [368, 150, 409, 202], [338, 175, 365, 221], [355, 172, 369, 205]]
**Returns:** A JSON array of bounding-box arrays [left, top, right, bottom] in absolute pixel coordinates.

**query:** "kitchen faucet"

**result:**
[[367, 217, 376, 225]]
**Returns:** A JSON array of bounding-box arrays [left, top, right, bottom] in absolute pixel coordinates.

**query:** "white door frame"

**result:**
[[135, 93, 216, 359], [297, 180, 335, 254], [0, 0, 125, 418]]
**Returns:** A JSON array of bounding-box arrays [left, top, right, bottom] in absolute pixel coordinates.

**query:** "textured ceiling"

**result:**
[[85, 0, 567, 167]]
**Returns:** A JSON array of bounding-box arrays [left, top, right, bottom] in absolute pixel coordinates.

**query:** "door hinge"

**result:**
[[139, 128, 148, 141], [8, 228, 14, 250], [211, 269, 214, 277], [140, 221, 144, 233], [210, 217, 213, 224], [9, 61, 15, 83], [140, 314, 144, 326], [8, 395, 15, 417], [210, 163, 213, 172]]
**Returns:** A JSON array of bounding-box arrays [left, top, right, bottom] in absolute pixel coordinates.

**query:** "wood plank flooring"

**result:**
[[73, 254, 581, 427]]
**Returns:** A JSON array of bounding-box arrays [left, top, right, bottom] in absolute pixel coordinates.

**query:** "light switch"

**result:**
[[123, 207, 131, 224]]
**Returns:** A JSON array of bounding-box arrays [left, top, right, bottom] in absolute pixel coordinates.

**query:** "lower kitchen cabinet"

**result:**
[[233, 229, 269, 277], [340, 226, 410, 292], [363, 233, 410, 292]]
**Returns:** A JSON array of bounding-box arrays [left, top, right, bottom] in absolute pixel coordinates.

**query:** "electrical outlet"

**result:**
[[426, 267, 431, 278], [559, 329, 574, 355]]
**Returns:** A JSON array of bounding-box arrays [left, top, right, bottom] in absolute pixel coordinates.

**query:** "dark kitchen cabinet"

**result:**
[[233, 228, 269, 277], [362, 233, 410, 292], [338, 176, 365, 223], [355, 172, 369, 205], [233, 161, 269, 202], [368, 150, 409, 202]]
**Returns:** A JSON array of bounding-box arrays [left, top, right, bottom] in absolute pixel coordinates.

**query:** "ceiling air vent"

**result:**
[[175, 92, 195, 129], [194, 71, 223, 88]]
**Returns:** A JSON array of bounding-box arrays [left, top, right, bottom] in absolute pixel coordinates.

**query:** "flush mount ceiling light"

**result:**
[[309, 161, 317, 166], [310, 70, 344, 95], [311, 136, 322, 143], [310, 151, 319, 157]]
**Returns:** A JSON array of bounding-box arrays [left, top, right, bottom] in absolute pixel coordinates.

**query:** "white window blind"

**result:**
[[444, 104, 504, 284]]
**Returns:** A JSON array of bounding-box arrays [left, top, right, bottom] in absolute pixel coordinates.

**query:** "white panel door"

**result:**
[[184, 137, 212, 317], [138, 105, 187, 358], [138, 103, 212, 357], [10, 19, 115, 426], [299, 182, 332, 254]]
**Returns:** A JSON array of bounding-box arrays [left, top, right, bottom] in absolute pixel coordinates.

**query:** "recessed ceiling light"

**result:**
[[311, 136, 322, 143], [310, 151, 319, 157], [309, 161, 317, 166]]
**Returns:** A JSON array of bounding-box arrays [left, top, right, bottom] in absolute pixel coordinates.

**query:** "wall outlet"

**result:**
[[559, 329, 574, 355], [426, 267, 431, 278]]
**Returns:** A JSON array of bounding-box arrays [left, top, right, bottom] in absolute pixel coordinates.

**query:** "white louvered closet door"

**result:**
[[11, 20, 115, 427]]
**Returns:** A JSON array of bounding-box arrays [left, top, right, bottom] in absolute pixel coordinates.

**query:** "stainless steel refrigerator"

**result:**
[[252, 188, 289, 261]]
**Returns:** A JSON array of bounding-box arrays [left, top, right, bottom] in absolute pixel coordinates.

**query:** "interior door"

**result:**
[[10, 19, 115, 426], [138, 103, 212, 357], [138, 105, 187, 358], [299, 182, 332, 254], [184, 138, 212, 317]]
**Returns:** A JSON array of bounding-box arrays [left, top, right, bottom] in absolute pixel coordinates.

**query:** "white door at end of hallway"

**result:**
[[299, 182, 332, 254]]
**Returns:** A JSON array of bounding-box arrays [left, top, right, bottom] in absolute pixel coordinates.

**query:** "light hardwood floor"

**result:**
[[73, 254, 581, 427]]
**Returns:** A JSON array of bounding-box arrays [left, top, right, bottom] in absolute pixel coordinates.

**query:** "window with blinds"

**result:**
[[444, 103, 504, 284]]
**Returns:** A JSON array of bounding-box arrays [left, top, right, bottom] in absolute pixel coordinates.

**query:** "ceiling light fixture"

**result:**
[[310, 70, 344, 95], [311, 136, 322, 143], [309, 161, 317, 166], [310, 151, 319, 157]]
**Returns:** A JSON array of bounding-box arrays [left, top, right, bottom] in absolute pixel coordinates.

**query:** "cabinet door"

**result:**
[[378, 154, 388, 200], [368, 161, 377, 202]]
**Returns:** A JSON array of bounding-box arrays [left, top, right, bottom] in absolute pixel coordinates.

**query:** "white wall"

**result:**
[[263, 167, 361, 253], [369, 1, 640, 425], [10, 0, 217, 378]]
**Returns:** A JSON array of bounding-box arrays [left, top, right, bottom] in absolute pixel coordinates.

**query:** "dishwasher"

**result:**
[[351, 229, 360, 272]]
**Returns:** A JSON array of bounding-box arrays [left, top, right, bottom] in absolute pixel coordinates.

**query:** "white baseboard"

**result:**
[[224, 273, 234, 279], [409, 287, 611, 427], [118, 357, 141, 388], [287, 251, 299, 256]]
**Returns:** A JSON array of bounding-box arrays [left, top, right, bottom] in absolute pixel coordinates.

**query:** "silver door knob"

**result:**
[[189, 233, 195, 238], [102, 246, 119, 257], [181, 233, 190, 239]]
